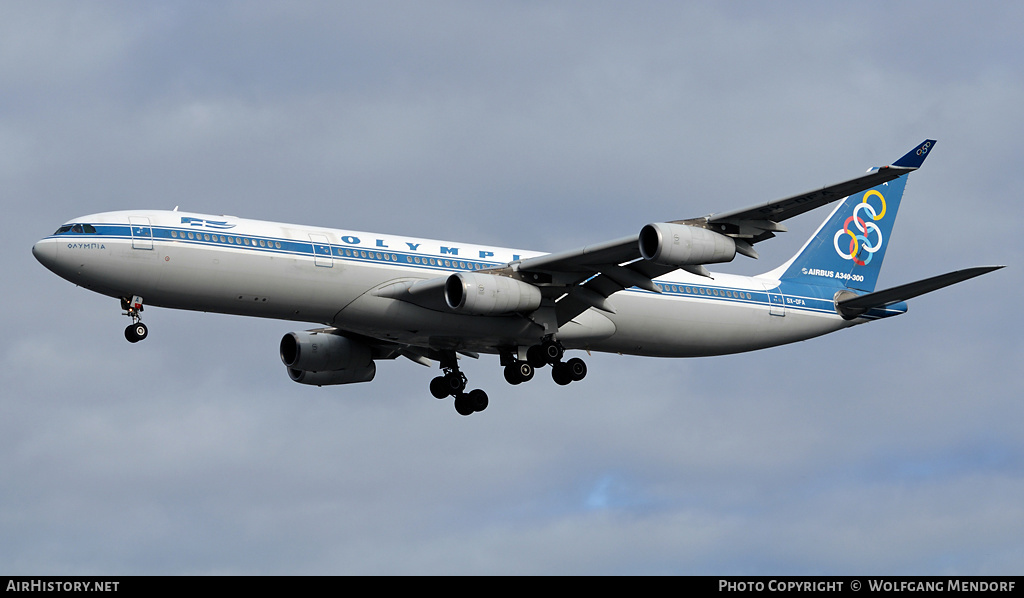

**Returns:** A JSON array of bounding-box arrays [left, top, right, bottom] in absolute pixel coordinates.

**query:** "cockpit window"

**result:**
[[54, 223, 98, 235]]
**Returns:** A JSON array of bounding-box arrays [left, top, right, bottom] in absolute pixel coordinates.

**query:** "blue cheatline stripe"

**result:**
[[49, 225, 509, 272]]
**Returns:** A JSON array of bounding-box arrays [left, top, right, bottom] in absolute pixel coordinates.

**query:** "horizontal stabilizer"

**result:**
[[836, 266, 1003, 319]]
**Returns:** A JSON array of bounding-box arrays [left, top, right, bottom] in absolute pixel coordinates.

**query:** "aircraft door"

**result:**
[[764, 285, 786, 317], [309, 233, 333, 267], [129, 216, 153, 250]]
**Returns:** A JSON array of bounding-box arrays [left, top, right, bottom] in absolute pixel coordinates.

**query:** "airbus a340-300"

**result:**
[[33, 140, 1001, 415]]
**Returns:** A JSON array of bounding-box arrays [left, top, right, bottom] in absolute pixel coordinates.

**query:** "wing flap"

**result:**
[[513, 234, 639, 274]]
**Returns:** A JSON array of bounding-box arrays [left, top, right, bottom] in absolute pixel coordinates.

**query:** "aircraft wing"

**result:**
[[497, 140, 937, 325], [675, 139, 935, 246]]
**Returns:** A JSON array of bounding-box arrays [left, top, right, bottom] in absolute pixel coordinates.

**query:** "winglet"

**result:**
[[891, 139, 937, 169]]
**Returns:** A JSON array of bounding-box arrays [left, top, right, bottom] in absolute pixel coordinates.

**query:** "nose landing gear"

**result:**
[[121, 296, 148, 343]]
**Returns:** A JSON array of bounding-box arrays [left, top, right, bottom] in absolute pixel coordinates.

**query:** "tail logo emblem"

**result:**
[[833, 190, 886, 266]]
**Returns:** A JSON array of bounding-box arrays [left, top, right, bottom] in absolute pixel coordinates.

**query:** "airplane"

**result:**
[[32, 139, 1002, 416]]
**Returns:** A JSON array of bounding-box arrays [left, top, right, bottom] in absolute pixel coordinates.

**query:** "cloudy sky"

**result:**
[[3, 1, 1021, 575]]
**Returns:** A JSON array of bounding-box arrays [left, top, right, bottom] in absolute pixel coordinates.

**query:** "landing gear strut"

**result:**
[[121, 296, 148, 343], [429, 351, 488, 416]]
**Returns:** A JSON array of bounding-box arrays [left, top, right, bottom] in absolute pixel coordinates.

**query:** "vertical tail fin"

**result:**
[[779, 140, 935, 292]]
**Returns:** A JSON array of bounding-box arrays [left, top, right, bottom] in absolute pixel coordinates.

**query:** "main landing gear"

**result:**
[[121, 296, 148, 343], [429, 351, 489, 416], [515, 339, 587, 386], [427, 339, 587, 417]]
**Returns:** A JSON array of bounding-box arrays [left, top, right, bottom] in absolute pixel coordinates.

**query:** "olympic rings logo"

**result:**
[[833, 190, 886, 266], [916, 141, 931, 156]]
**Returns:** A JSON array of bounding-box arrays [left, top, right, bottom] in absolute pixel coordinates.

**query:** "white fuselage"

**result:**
[[33, 210, 888, 357]]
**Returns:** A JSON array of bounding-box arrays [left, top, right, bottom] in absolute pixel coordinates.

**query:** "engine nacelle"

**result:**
[[287, 363, 376, 386], [638, 222, 736, 267], [445, 272, 543, 315], [280, 330, 374, 379]]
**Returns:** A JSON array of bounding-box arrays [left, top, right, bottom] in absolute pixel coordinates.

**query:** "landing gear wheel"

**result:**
[[430, 376, 450, 399], [541, 339, 563, 364], [566, 357, 587, 382], [516, 361, 534, 383], [503, 361, 534, 385], [124, 322, 148, 343], [552, 362, 573, 386], [467, 389, 489, 412], [454, 395, 475, 416]]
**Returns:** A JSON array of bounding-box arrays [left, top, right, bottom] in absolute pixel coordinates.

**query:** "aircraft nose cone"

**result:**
[[32, 238, 58, 270]]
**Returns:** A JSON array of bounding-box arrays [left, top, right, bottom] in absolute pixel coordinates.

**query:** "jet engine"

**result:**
[[445, 272, 543, 315], [280, 331, 376, 386], [286, 365, 375, 386], [638, 222, 736, 267]]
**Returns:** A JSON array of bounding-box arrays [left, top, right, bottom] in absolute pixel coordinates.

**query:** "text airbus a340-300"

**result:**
[[34, 140, 1002, 416]]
